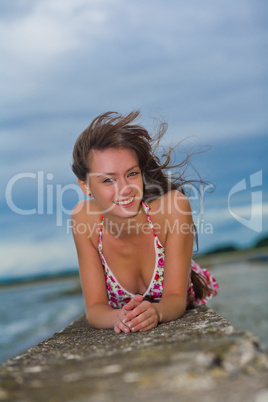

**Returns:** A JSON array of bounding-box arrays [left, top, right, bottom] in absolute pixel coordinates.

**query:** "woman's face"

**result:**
[[86, 147, 143, 219]]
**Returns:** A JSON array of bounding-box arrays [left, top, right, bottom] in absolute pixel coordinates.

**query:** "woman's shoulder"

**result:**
[[72, 199, 101, 219], [147, 190, 191, 218], [144, 190, 192, 244], [71, 199, 102, 242]]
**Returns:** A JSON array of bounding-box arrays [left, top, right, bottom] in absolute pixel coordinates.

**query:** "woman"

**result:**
[[71, 111, 218, 334]]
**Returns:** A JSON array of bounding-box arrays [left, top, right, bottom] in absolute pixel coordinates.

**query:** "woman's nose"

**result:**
[[118, 178, 132, 196]]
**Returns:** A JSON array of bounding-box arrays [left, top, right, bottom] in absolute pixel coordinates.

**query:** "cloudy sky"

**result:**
[[1, 0, 267, 279]]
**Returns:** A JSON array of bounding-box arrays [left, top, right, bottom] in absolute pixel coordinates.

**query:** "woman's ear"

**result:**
[[78, 179, 92, 197]]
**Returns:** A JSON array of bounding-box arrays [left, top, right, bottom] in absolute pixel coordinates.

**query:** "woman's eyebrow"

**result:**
[[97, 165, 139, 178]]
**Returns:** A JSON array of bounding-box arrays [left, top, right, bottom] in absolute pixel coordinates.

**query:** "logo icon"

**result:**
[[228, 170, 262, 232]]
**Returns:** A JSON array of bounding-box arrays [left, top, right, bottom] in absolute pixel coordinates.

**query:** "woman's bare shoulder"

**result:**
[[71, 199, 102, 245], [148, 190, 190, 217], [72, 199, 101, 222], [149, 191, 193, 242]]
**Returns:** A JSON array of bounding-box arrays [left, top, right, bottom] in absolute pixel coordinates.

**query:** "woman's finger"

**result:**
[[114, 321, 131, 334], [123, 295, 143, 311], [114, 309, 132, 333], [127, 306, 159, 331], [125, 301, 150, 321], [114, 326, 121, 334], [139, 323, 156, 332], [129, 315, 156, 332]]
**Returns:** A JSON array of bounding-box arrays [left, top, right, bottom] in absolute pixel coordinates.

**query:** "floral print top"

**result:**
[[98, 201, 219, 309]]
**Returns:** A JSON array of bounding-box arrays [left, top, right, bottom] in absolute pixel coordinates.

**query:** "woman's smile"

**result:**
[[113, 196, 135, 207]]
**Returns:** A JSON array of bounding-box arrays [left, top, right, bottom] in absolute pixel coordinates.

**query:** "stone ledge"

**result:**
[[0, 306, 267, 402]]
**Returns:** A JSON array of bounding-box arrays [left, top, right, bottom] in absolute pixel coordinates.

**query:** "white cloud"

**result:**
[[0, 235, 77, 279], [0, 0, 113, 108], [0, 0, 110, 60]]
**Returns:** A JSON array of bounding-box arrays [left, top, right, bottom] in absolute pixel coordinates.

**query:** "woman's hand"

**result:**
[[113, 308, 131, 334], [113, 294, 144, 334], [123, 299, 160, 332], [123, 294, 144, 315]]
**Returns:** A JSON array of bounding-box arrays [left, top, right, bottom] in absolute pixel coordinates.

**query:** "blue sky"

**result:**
[[0, 0, 268, 279]]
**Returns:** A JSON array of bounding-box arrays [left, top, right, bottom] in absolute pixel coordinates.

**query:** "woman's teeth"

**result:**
[[114, 197, 134, 205]]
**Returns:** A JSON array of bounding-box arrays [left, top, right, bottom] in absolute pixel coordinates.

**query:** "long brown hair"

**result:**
[[72, 110, 212, 300]]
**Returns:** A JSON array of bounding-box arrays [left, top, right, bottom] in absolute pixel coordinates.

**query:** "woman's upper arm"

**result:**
[[162, 191, 194, 299], [71, 203, 108, 311]]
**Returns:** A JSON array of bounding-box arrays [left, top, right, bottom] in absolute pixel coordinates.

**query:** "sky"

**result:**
[[0, 0, 268, 280]]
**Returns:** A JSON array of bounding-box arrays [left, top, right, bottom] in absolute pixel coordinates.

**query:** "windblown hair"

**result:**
[[72, 110, 212, 300]]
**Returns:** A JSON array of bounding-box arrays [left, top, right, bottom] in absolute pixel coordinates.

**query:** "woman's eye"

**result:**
[[103, 178, 115, 183], [102, 172, 139, 182], [128, 171, 139, 177]]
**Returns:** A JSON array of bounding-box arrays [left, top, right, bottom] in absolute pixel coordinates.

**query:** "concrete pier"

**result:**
[[0, 306, 267, 402]]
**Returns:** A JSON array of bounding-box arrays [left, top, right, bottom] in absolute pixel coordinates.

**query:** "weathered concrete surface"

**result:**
[[0, 306, 267, 402]]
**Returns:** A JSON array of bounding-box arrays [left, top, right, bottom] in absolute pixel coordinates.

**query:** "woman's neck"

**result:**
[[102, 204, 148, 239]]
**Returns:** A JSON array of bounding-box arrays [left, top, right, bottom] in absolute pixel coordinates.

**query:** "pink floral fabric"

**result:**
[[98, 202, 218, 309], [186, 260, 219, 306]]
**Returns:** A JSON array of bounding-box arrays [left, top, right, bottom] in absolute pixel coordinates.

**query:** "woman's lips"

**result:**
[[113, 196, 135, 206]]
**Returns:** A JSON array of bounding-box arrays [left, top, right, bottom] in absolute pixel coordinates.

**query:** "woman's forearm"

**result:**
[[85, 303, 119, 329], [86, 295, 186, 330], [154, 294, 186, 323]]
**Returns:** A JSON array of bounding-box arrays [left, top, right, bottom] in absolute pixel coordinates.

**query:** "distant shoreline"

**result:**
[[0, 270, 79, 289], [195, 246, 268, 268]]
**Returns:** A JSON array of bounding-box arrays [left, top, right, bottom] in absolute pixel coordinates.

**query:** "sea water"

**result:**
[[207, 261, 268, 350], [0, 278, 84, 363]]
